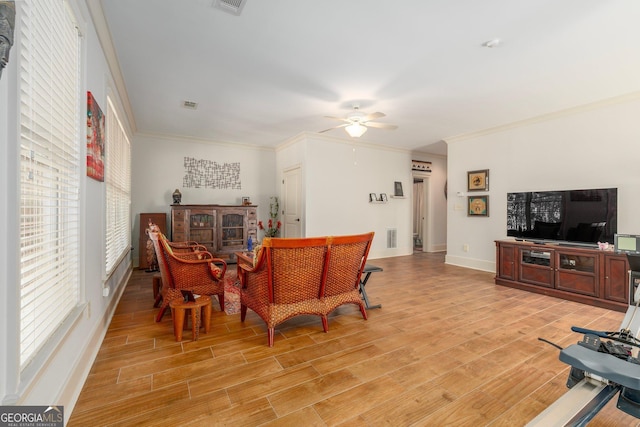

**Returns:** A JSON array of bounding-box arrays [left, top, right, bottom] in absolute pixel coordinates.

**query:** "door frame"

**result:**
[[412, 171, 431, 252]]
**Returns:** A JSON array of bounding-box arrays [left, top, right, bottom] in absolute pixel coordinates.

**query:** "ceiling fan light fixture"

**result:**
[[345, 123, 367, 138]]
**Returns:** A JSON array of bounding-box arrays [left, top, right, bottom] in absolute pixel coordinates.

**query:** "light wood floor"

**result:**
[[68, 252, 640, 426]]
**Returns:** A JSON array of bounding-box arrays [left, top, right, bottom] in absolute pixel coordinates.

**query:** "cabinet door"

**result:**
[[555, 251, 598, 297], [497, 243, 516, 280], [218, 208, 247, 253], [188, 209, 216, 253], [171, 208, 188, 242], [519, 248, 554, 288], [603, 254, 629, 304]]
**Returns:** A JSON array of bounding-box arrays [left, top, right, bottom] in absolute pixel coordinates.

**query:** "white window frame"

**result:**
[[18, 0, 82, 371], [104, 96, 131, 277]]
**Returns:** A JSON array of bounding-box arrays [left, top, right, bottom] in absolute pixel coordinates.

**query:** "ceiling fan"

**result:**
[[319, 106, 398, 138]]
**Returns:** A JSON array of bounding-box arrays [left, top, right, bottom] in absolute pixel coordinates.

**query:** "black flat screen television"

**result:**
[[507, 188, 617, 246]]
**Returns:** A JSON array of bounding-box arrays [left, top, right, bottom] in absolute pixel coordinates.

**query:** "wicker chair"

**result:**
[[150, 230, 228, 322], [237, 232, 374, 346], [148, 225, 207, 308]]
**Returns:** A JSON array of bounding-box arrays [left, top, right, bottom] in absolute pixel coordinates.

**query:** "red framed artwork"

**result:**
[[86, 91, 105, 181]]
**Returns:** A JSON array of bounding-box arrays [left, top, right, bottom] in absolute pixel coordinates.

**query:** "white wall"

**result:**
[[276, 133, 448, 259], [446, 94, 640, 272], [131, 135, 277, 266]]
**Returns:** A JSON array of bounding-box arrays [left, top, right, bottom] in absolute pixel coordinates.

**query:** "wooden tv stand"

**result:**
[[495, 240, 629, 312]]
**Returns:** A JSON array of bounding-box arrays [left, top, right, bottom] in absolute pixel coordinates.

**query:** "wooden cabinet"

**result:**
[[171, 204, 257, 262], [519, 248, 554, 288], [496, 243, 516, 281], [495, 240, 629, 312], [555, 251, 598, 297], [603, 254, 630, 304], [139, 213, 167, 270]]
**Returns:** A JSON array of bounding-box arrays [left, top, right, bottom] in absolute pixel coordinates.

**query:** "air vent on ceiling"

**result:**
[[182, 101, 198, 110], [213, 0, 246, 16]]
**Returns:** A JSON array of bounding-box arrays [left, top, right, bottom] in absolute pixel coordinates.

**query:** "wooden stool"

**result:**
[[169, 295, 212, 342]]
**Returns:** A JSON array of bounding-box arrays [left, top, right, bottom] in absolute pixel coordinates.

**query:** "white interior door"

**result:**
[[282, 167, 302, 238]]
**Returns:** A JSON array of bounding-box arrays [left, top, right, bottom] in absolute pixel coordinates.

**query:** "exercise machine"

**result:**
[[528, 235, 640, 426]]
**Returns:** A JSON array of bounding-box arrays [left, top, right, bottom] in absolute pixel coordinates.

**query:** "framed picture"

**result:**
[[468, 195, 489, 217], [380, 193, 388, 202], [369, 193, 378, 202], [86, 91, 105, 181], [467, 169, 489, 191], [394, 181, 404, 197]]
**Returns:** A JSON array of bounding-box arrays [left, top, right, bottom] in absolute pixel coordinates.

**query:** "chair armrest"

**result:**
[[172, 250, 212, 261], [167, 250, 227, 276], [167, 241, 207, 253]]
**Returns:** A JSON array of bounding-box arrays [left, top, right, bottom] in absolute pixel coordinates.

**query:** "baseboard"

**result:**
[[445, 254, 495, 273]]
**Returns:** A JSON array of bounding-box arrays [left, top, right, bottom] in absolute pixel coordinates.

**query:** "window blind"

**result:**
[[19, 0, 81, 368], [105, 97, 131, 276]]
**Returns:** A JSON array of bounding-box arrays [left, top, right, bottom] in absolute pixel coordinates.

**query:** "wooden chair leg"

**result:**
[[202, 303, 211, 334], [156, 305, 168, 322], [152, 274, 162, 301], [268, 328, 275, 347], [153, 294, 163, 308], [321, 316, 328, 333], [359, 304, 368, 320], [217, 292, 225, 311], [172, 307, 185, 342]]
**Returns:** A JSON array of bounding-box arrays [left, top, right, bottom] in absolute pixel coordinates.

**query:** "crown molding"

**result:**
[[136, 131, 275, 152], [445, 91, 640, 145], [86, 0, 136, 133]]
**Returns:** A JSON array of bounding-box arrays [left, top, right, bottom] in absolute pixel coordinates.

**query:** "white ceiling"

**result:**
[[98, 0, 640, 155]]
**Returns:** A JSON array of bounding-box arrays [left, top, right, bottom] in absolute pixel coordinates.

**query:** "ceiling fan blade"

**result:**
[[318, 124, 348, 133], [365, 122, 398, 130], [363, 111, 385, 121], [324, 115, 351, 123]]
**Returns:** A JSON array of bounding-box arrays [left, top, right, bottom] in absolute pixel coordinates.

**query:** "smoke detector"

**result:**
[[213, 0, 247, 16]]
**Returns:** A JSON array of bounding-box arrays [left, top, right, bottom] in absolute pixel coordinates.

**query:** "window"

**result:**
[[19, 0, 81, 368], [105, 97, 131, 276]]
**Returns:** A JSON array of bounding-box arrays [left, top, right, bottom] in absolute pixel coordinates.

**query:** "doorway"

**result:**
[[412, 173, 430, 252], [282, 166, 303, 238]]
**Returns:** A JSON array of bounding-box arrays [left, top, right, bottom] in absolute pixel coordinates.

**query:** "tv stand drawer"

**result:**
[[519, 264, 554, 288]]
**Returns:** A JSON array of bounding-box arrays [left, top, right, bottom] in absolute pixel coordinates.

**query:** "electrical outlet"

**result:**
[[103, 287, 110, 297], [463, 244, 469, 252]]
